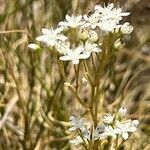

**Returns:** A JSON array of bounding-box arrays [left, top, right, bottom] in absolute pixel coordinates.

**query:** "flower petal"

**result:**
[[42, 28, 52, 34], [122, 132, 128, 140], [59, 55, 71, 61], [72, 59, 79, 64]]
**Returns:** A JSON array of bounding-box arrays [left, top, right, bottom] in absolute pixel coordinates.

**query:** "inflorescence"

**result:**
[[28, 3, 139, 148], [69, 107, 139, 145], [28, 3, 133, 64]]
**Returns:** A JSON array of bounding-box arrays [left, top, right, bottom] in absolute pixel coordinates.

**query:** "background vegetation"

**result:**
[[0, 0, 149, 149]]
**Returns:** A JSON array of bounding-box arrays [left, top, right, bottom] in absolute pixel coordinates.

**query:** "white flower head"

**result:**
[[82, 128, 91, 140], [59, 15, 85, 28], [104, 125, 117, 138], [93, 124, 116, 140], [98, 19, 119, 32], [36, 27, 67, 47], [102, 114, 114, 124], [95, 3, 130, 22], [69, 116, 85, 131], [115, 119, 139, 140], [94, 3, 130, 32], [59, 46, 89, 64], [118, 107, 127, 118], [82, 12, 101, 29], [92, 124, 106, 140], [121, 22, 133, 34]]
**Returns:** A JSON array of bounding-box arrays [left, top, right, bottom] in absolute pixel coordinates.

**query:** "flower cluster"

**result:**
[[69, 107, 139, 145], [28, 3, 133, 64]]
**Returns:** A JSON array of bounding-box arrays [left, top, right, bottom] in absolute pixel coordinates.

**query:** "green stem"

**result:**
[[68, 85, 89, 110], [74, 63, 80, 93], [82, 60, 93, 86]]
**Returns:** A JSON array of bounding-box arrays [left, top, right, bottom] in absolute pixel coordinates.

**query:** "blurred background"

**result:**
[[0, 0, 150, 149]]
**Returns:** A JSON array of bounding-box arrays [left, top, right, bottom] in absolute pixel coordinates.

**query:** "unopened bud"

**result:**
[[78, 29, 88, 41], [28, 43, 41, 51], [63, 26, 69, 33], [121, 22, 133, 34], [118, 107, 127, 118], [114, 38, 124, 49]]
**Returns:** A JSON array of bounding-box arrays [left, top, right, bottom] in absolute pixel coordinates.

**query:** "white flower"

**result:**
[[92, 124, 106, 140], [95, 3, 130, 22], [69, 116, 85, 131], [83, 41, 102, 58], [82, 128, 91, 140], [88, 30, 98, 42], [115, 119, 139, 140], [55, 40, 70, 54], [93, 124, 116, 140], [59, 15, 85, 28], [94, 3, 130, 32], [59, 46, 89, 64], [82, 12, 100, 29], [102, 114, 114, 124], [70, 128, 91, 145], [121, 22, 133, 34], [118, 107, 127, 118], [104, 125, 117, 138], [28, 43, 41, 50], [98, 19, 119, 32], [36, 27, 67, 46], [70, 136, 83, 145]]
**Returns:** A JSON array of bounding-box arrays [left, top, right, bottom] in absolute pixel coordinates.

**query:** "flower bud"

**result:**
[[121, 22, 133, 34], [78, 29, 88, 41], [118, 107, 127, 118], [28, 43, 41, 51], [132, 120, 139, 127], [114, 38, 124, 49], [63, 26, 69, 33]]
